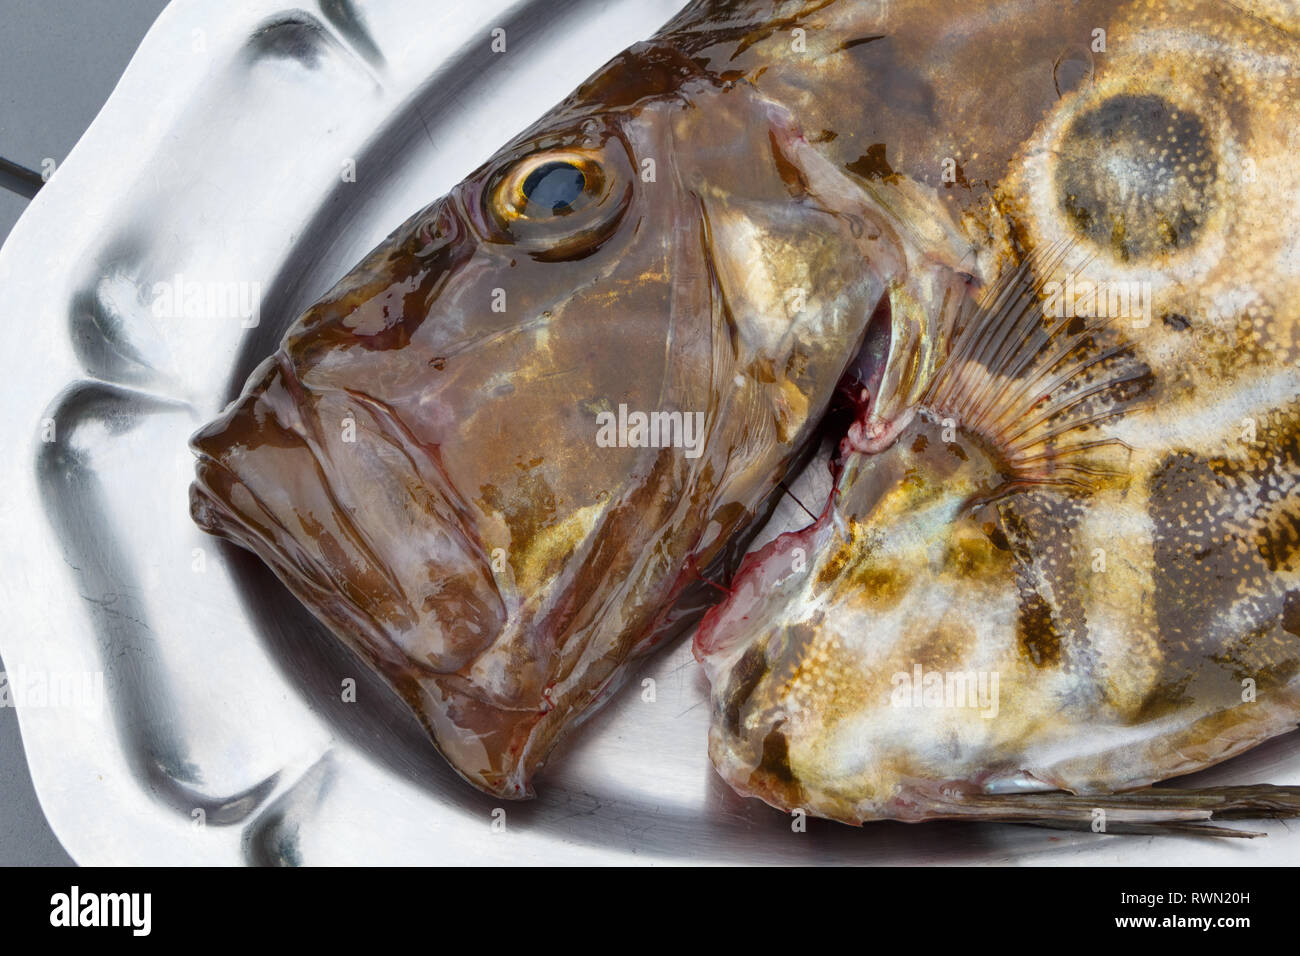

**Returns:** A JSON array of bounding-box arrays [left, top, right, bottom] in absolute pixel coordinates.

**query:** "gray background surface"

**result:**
[[1, 0, 172, 867]]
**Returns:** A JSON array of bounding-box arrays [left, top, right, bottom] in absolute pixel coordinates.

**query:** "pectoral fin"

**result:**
[[920, 241, 1153, 491]]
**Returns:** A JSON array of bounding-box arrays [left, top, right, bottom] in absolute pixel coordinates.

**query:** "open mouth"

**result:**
[[692, 292, 895, 663], [743, 291, 894, 557]]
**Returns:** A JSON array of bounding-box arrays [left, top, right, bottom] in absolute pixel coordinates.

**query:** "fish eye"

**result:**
[[521, 161, 587, 215], [492, 149, 606, 224], [485, 144, 632, 260]]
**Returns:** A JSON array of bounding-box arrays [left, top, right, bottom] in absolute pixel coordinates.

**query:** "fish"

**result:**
[[189, 5, 939, 798], [190, 0, 1300, 830], [690, 0, 1300, 833]]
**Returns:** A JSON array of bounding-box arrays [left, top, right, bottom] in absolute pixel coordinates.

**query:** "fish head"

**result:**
[[189, 44, 917, 795]]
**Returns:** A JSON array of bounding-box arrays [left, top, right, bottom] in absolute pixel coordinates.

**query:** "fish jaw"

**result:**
[[190, 197, 510, 688], [187, 47, 925, 797]]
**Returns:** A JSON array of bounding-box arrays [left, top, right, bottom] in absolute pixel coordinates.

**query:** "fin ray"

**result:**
[[960, 784, 1300, 837], [923, 242, 1149, 488]]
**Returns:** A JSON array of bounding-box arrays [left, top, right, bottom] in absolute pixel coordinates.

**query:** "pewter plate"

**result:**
[[3, 0, 1298, 866]]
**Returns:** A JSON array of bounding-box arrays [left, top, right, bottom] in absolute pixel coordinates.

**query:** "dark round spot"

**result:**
[[1054, 94, 1215, 261], [521, 161, 587, 214]]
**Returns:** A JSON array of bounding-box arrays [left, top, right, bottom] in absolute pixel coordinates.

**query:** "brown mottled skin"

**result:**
[[191, 4, 905, 798], [191, 0, 1300, 821]]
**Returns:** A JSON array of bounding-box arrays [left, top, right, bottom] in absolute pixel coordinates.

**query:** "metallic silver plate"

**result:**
[[3, 0, 1298, 865]]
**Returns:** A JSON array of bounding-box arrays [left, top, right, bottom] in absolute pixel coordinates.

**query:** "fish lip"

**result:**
[[186, 346, 504, 672], [188, 458, 396, 654], [693, 513, 828, 670], [186, 348, 641, 800], [187, 365, 417, 679]]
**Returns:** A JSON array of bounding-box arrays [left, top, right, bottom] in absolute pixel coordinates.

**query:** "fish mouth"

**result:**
[[695, 290, 896, 664], [188, 351, 536, 792]]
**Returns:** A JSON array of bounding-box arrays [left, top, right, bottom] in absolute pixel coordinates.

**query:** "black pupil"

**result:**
[[521, 162, 586, 213]]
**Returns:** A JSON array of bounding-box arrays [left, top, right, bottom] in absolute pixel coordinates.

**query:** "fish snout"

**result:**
[[189, 350, 507, 680]]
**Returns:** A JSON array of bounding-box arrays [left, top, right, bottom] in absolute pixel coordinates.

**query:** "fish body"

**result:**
[[692, 0, 1300, 826]]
